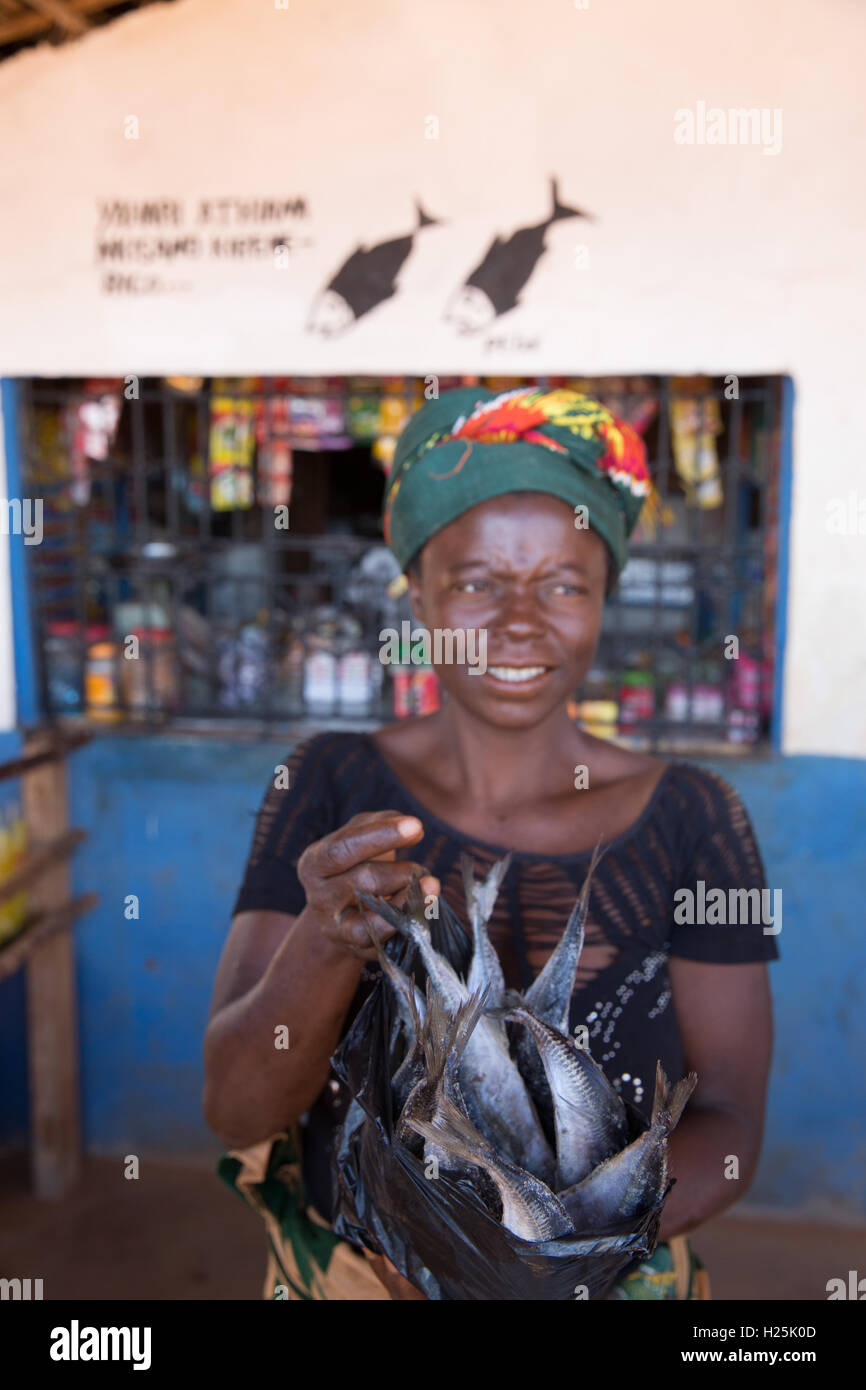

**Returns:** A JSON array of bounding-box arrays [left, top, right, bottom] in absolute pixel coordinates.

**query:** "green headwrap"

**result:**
[[382, 386, 651, 577]]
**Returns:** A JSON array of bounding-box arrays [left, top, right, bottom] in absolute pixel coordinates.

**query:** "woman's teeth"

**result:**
[[488, 666, 547, 683]]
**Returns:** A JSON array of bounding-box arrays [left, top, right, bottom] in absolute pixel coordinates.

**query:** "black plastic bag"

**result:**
[[330, 901, 664, 1300]]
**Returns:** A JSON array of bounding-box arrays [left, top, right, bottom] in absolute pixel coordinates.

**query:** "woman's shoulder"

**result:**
[[282, 729, 383, 787], [657, 759, 754, 827], [653, 759, 766, 887]]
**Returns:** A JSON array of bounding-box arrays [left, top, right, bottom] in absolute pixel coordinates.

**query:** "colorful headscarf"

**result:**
[[382, 386, 650, 578]]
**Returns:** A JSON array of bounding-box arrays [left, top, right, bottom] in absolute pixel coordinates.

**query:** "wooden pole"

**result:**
[[19, 734, 82, 1200]]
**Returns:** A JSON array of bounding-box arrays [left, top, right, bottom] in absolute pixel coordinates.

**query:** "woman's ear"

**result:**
[[406, 557, 426, 625], [407, 571, 426, 625]]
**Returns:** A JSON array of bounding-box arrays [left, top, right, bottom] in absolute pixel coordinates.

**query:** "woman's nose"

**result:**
[[493, 587, 545, 636]]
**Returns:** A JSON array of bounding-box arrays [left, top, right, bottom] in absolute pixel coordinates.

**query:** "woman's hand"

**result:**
[[297, 810, 440, 962], [363, 1250, 429, 1300]]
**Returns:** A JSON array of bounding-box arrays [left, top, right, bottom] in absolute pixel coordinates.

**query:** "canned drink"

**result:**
[[412, 667, 441, 717], [392, 667, 413, 719]]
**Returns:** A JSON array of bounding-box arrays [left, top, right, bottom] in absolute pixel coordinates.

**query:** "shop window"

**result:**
[[17, 374, 784, 751]]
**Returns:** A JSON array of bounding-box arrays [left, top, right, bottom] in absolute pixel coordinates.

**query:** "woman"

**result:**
[[204, 386, 777, 1301]]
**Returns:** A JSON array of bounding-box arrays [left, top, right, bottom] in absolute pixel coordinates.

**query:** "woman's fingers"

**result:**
[[344, 859, 436, 900], [303, 812, 423, 881], [298, 810, 435, 961]]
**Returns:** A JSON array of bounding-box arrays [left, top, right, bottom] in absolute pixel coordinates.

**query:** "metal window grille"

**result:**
[[17, 374, 784, 752]]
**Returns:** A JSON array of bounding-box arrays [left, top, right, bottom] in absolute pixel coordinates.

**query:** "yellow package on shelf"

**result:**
[[0, 805, 28, 946]]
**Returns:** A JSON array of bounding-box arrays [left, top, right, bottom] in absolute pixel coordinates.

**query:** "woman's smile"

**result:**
[[483, 663, 555, 690]]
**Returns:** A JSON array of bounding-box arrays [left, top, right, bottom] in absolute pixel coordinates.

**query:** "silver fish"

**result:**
[[361, 909, 426, 1039], [462, 852, 511, 1012], [391, 978, 432, 1117], [397, 984, 456, 1148], [407, 1095, 574, 1243], [524, 844, 602, 1032], [507, 1003, 628, 1188], [403, 987, 489, 1178], [362, 881, 555, 1183], [561, 1064, 697, 1231], [510, 847, 601, 1139]]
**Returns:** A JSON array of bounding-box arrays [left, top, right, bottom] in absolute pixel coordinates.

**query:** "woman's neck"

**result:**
[[435, 701, 581, 815]]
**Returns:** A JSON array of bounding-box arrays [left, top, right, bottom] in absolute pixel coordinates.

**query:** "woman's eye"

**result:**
[[454, 580, 488, 593], [550, 582, 585, 596]]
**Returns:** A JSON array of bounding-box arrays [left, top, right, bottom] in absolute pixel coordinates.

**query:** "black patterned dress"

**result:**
[[230, 730, 778, 1239]]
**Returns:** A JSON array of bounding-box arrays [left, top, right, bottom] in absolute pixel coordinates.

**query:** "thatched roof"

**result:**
[[0, 0, 174, 63]]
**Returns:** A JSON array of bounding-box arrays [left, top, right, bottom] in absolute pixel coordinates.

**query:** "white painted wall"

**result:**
[[0, 0, 863, 754]]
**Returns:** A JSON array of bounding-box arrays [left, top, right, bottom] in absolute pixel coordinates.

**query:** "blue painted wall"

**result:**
[[0, 728, 29, 1148], [2, 733, 861, 1216]]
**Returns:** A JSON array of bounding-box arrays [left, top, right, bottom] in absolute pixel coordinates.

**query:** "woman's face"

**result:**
[[408, 492, 608, 731]]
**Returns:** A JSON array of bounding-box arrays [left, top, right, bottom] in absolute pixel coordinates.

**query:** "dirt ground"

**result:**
[[0, 1151, 862, 1301]]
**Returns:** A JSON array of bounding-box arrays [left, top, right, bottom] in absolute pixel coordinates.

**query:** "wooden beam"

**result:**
[[0, 827, 86, 905], [0, 893, 98, 983], [0, 0, 141, 47], [0, 729, 90, 783], [19, 0, 88, 36], [20, 737, 83, 1200]]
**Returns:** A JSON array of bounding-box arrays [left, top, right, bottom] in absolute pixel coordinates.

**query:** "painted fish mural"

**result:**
[[446, 178, 593, 334], [308, 201, 440, 336]]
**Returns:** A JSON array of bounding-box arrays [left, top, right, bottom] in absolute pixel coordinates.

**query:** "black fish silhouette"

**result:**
[[446, 179, 592, 333], [308, 202, 440, 336]]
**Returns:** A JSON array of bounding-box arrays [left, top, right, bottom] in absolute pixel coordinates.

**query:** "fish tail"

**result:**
[[483, 853, 512, 912], [415, 199, 441, 230], [650, 1060, 668, 1124], [407, 974, 425, 1037], [407, 1094, 492, 1169], [548, 176, 591, 224], [361, 908, 399, 970], [448, 986, 488, 1065], [485, 986, 526, 1021], [579, 838, 605, 905], [356, 889, 405, 933], [561, 837, 604, 946], [463, 851, 511, 928], [422, 982, 451, 1077], [651, 1060, 698, 1129], [666, 1071, 698, 1129], [460, 853, 477, 915], [361, 914, 418, 1010]]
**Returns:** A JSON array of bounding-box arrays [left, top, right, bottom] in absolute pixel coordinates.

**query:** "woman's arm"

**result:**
[[202, 811, 436, 1150], [658, 958, 773, 1241], [202, 905, 367, 1149]]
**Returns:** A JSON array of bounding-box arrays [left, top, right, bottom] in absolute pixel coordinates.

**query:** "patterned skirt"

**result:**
[[218, 1130, 710, 1302]]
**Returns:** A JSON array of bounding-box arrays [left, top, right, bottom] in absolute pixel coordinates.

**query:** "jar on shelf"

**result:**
[[120, 627, 179, 714], [85, 640, 121, 721], [303, 642, 338, 712], [338, 649, 374, 713], [44, 621, 82, 712], [618, 671, 655, 726]]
